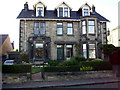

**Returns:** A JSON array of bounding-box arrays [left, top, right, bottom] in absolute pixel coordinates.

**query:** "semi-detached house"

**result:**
[[17, 1, 109, 63]]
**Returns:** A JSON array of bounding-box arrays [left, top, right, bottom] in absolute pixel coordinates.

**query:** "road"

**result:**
[[58, 82, 120, 88]]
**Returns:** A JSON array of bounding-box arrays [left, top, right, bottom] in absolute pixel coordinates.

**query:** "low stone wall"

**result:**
[[44, 70, 115, 81], [2, 73, 31, 84]]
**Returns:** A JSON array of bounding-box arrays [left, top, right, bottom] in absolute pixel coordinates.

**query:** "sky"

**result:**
[[0, 0, 119, 50]]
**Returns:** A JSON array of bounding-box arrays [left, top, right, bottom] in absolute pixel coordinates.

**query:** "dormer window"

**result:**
[[33, 1, 46, 17], [37, 7, 43, 17], [56, 2, 71, 17], [64, 8, 68, 17], [59, 7, 63, 17], [80, 3, 91, 16], [84, 9, 88, 16]]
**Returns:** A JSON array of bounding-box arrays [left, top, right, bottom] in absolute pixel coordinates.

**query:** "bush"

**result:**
[[19, 52, 29, 63], [101, 44, 115, 55], [89, 59, 104, 62], [2, 64, 32, 74], [44, 61, 112, 72], [80, 61, 112, 71], [48, 60, 58, 66], [44, 66, 81, 72]]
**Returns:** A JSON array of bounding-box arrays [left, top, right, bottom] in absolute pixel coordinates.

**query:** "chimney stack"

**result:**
[[24, 2, 29, 11], [92, 5, 95, 12]]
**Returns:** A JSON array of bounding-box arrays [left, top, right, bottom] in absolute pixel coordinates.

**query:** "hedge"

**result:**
[[44, 61, 112, 72], [2, 64, 32, 74]]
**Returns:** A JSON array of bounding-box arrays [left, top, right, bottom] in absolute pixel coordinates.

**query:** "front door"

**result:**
[[57, 45, 64, 62], [35, 43, 44, 60]]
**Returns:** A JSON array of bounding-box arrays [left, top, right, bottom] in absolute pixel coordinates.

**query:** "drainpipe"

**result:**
[[24, 19, 27, 52]]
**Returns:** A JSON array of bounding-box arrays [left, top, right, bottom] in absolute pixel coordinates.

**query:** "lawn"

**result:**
[[32, 67, 42, 74]]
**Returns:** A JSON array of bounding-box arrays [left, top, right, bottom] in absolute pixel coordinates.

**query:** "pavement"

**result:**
[[2, 77, 120, 89]]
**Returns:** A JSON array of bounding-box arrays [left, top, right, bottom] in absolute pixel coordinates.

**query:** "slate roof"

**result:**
[[17, 9, 109, 22], [0, 34, 8, 48]]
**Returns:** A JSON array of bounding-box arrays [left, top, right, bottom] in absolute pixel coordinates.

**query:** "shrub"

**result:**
[[44, 61, 112, 72], [89, 59, 104, 62], [80, 66, 94, 71], [101, 44, 115, 55], [2, 64, 32, 74], [80, 61, 112, 71], [48, 60, 58, 66], [19, 52, 29, 63]]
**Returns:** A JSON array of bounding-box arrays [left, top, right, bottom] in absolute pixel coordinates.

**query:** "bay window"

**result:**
[[83, 44, 87, 59], [88, 20, 95, 34], [82, 21, 86, 34], [89, 44, 96, 58]]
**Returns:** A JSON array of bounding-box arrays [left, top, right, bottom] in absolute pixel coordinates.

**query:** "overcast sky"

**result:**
[[0, 0, 119, 49]]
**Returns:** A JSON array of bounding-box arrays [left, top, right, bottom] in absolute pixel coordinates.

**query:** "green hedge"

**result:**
[[80, 61, 112, 71], [44, 61, 112, 72], [2, 64, 32, 74]]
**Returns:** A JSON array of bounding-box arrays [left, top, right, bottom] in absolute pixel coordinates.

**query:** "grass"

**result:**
[[32, 67, 42, 74]]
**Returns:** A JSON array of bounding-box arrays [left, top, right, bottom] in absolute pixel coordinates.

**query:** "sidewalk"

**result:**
[[2, 77, 120, 89]]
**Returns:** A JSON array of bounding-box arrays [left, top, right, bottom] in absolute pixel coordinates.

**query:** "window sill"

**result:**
[[67, 34, 74, 36], [57, 34, 63, 36]]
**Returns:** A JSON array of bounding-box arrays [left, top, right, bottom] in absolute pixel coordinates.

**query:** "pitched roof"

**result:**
[[17, 9, 109, 22], [55, 2, 72, 10], [0, 34, 8, 48]]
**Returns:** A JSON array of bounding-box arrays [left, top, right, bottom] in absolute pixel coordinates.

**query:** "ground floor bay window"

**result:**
[[82, 43, 96, 59], [89, 44, 96, 59]]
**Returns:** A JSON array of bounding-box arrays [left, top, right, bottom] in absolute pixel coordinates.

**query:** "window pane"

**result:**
[[37, 7, 43, 16], [57, 28, 62, 35], [34, 22, 39, 35], [88, 21, 95, 25], [67, 28, 73, 35], [40, 22, 45, 28], [59, 7, 63, 17], [66, 45, 72, 48], [67, 23, 72, 27], [89, 50, 95, 58], [82, 26, 86, 34], [84, 9, 88, 12], [82, 21, 86, 25], [83, 50, 87, 59], [83, 44, 86, 49], [89, 44, 95, 49], [88, 26, 95, 33], [40, 28, 45, 35], [64, 8, 68, 17], [57, 23, 63, 28]]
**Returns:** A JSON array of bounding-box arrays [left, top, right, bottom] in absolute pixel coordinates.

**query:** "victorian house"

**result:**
[[17, 1, 109, 62]]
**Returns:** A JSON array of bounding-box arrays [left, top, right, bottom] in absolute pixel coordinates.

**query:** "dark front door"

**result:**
[[35, 43, 44, 60], [57, 45, 64, 62]]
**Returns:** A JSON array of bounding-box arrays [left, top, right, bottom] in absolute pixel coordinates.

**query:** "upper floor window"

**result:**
[[37, 7, 43, 17], [88, 20, 95, 34], [84, 9, 88, 16], [64, 8, 68, 17], [59, 7, 63, 17], [67, 23, 73, 35], [57, 23, 63, 35], [34, 22, 45, 35], [82, 21, 86, 34]]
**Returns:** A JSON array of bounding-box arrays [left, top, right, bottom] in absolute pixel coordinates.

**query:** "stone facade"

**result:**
[[18, 2, 109, 62]]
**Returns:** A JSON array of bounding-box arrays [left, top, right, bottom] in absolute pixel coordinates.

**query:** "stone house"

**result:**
[[17, 1, 109, 62], [0, 34, 14, 59]]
